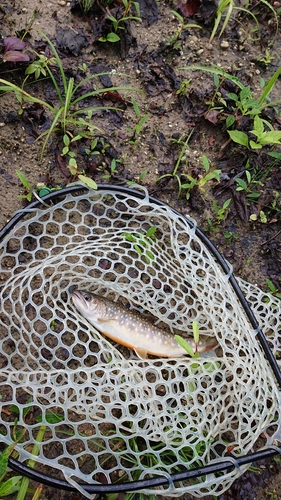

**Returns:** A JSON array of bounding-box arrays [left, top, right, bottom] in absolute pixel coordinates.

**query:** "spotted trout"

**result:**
[[72, 290, 217, 359]]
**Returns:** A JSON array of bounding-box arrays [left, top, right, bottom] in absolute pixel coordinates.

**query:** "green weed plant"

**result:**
[[157, 133, 220, 200], [183, 64, 281, 151], [99, 0, 141, 43], [210, 0, 278, 42], [0, 32, 138, 189]]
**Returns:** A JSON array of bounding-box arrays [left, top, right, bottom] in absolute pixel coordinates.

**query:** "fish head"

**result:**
[[72, 290, 105, 320]]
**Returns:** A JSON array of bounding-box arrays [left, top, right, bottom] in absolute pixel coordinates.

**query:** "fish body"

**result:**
[[71, 290, 217, 359]]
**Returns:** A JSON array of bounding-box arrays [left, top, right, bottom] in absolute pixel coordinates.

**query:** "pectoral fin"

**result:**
[[97, 317, 118, 323], [134, 347, 148, 359]]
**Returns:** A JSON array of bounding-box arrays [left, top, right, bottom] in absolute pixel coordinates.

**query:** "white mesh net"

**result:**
[[0, 185, 280, 498]]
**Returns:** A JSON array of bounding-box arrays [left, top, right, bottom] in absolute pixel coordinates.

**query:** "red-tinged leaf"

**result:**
[[230, 186, 248, 222], [56, 153, 72, 181], [101, 91, 126, 103], [205, 109, 219, 125], [227, 445, 235, 454], [4, 36, 26, 51], [3, 50, 30, 62], [177, 0, 201, 17]]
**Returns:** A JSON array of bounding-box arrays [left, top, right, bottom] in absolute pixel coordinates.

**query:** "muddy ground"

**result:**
[[0, 0, 281, 499]]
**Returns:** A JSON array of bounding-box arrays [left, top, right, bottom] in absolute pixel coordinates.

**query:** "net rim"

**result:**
[[7, 447, 281, 494], [1, 183, 281, 492]]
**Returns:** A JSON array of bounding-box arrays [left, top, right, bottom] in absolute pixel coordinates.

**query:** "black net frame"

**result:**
[[0, 183, 280, 494]]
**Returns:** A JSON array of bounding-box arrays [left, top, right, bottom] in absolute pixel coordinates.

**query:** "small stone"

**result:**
[[197, 49, 204, 55], [220, 40, 229, 49], [58, 0, 66, 5]]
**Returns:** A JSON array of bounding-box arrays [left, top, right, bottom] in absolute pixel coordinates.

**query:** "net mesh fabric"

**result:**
[[0, 186, 280, 498]]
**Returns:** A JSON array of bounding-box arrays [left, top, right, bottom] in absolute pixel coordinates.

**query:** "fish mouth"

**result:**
[[72, 290, 91, 310], [72, 290, 84, 306]]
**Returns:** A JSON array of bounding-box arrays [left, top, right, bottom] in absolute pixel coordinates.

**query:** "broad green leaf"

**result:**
[[123, 232, 135, 242], [228, 130, 249, 148], [25, 63, 37, 75], [258, 131, 281, 145], [0, 476, 22, 496], [16, 170, 32, 191], [174, 335, 196, 358], [249, 140, 262, 149], [253, 115, 264, 137], [106, 32, 120, 43], [203, 170, 221, 183], [146, 225, 157, 237], [63, 134, 70, 146], [268, 151, 281, 159], [77, 175, 97, 190], [69, 158, 77, 167], [235, 178, 247, 190], [226, 92, 238, 102], [222, 198, 232, 209], [203, 361, 221, 373], [202, 154, 210, 172], [240, 85, 251, 100], [245, 107, 261, 116], [226, 115, 235, 128]]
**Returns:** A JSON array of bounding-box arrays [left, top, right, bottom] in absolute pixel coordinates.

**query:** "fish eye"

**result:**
[[84, 294, 91, 301]]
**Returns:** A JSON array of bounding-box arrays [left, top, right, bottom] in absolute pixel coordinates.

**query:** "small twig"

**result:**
[[261, 228, 281, 246]]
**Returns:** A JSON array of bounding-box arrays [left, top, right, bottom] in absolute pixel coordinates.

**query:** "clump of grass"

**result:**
[[79, 0, 95, 13], [210, 0, 278, 42], [0, 31, 138, 189]]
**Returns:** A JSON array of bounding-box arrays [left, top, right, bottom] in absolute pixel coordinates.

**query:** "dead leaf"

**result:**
[[205, 109, 219, 124], [230, 186, 248, 222], [177, 0, 202, 17], [56, 26, 88, 56], [56, 153, 72, 181], [138, 0, 159, 25]]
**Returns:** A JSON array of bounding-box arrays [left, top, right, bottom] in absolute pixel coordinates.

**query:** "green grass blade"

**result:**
[[16, 426, 46, 500], [69, 105, 122, 118], [258, 66, 281, 106], [181, 65, 245, 89], [209, 11, 222, 41], [232, 6, 260, 36], [63, 77, 74, 132], [218, 1, 233, 38], [0, 79, 55, 112], [38, 31, 68, 96], [259, 0, 279, 38], [39, 107, 64, 160]]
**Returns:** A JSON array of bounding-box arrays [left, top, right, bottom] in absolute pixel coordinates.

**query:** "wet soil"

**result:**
[[0, 0, 281, 499]]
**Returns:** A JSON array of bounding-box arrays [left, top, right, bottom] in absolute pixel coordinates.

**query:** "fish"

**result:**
[[71, 290, 217, 359]]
